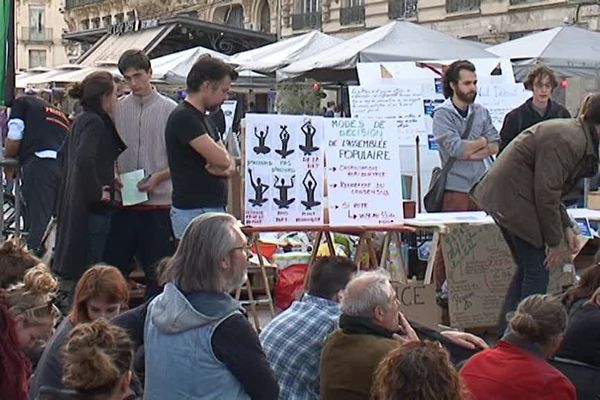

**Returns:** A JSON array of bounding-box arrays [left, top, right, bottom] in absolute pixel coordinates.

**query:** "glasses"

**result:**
[[232, 243, 252, 254], [534, 82, 553, 90]]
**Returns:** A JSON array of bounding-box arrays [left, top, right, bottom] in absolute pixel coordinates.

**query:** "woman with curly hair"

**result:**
[[0, 264, 59, 400], [30, 265, 129, 398], [562, 263, 600, 316], [371, 341, 467, 400]]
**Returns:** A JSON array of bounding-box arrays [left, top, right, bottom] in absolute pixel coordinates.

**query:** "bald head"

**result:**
[[340, 270, 393, 318]]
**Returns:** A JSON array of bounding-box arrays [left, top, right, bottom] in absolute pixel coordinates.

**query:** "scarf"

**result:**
[[339, 314, 394, 339], [0, 291, 32, 400]]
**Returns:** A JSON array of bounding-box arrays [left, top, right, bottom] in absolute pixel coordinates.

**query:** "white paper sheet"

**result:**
[[120, 169, 148, 206]]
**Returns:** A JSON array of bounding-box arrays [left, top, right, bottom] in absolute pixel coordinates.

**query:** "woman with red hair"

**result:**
[[29, 264, 129, 398]]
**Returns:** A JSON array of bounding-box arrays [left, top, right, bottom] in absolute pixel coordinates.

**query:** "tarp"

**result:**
[[280, 21, 494, 80], [486, 26, 600, 79], [230, 31, 344, 74], [151, 45, 230, 83]]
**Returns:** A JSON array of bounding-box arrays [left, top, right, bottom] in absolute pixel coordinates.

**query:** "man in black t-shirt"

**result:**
[[165, 56, 238, 239], [5, 94, 69, 254]]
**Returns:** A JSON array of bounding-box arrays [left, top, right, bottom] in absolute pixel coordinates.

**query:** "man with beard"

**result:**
[[431, 60, 499, 290], [165, 55, 238, 239]]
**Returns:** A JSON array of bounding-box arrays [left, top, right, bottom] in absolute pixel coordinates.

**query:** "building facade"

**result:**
[[15, 0, 69, 69]]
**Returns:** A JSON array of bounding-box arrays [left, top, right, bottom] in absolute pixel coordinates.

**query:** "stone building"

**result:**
[[15, 0, 69, 69]]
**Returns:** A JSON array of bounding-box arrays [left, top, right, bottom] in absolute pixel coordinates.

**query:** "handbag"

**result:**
[[424, 112, 475, 212]]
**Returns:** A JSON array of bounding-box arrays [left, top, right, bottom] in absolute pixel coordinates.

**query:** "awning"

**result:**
[[79, 25, 174, 66]]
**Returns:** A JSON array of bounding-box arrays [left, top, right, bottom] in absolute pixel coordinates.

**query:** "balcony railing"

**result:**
[[388, 0, 418, 19], [509, 0, 543, 5], [20, 27, 53, 42], [291, 12, 322, 30], [446, 0, 479, 13], [340, 5, 366, 25], [65, 0, 102, 10]]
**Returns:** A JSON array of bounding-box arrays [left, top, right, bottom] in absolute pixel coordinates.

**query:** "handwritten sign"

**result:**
[[393, 280, 442, 327], [244, 114, 325, 226], [348, 85, 426, 145], [325, 118, 404, 226], [476, 83, 530, 131], [442, 224, 515, 329]]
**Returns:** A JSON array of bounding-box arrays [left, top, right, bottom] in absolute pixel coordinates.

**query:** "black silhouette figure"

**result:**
[[301, 170, 321, 210], [299, 120, 320, 155], [248, 169, 269, 207], [275, 125, 295, 159], [273, 175, 295, 209], [253, 126, 271, 154]]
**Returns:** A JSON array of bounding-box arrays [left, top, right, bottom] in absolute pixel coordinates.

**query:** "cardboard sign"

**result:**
[[393, 280, 442, 328], [441, 223, 515, 329]]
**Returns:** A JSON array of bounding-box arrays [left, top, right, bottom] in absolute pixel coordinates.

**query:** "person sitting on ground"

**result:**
[[371, 340, 469, 400], [0, 264, 59, 400], [30, 265, 129, 398], [562, 263, 600, 317], [0, 238, 42, 288], [320, 270, 487, 400], [460, 294, 576, 400], [557, 286, 600, 368], [37, 319, 134, 400], [260, 256, 356, 400], [143, 213, 279, 400]]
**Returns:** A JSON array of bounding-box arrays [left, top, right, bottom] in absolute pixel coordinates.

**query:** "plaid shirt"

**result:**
[[259, 294, 340, 400]]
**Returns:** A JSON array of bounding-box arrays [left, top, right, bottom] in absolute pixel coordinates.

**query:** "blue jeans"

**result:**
[[170, 206, 226, 239], [497, 226, 548, 337]]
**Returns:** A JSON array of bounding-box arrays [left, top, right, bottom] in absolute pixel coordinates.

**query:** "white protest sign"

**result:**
[[221, 100, 237, 140], [476, 83, 530, 131], [244, 114, 325, 226], [325, 118, 404, 226], [348, 85, 427, 145]]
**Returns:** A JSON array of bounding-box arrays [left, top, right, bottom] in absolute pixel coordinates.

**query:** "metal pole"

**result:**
[[584, 177, 590, 208], [416, 135, 422, 213]]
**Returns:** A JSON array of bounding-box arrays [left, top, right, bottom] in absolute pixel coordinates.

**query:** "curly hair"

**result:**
[[524, 65, 558, 91], [63, 318, 133, 397], [371, 341, 468, 400], [0, 238, 41, 289], [562, 263, 600, 311]]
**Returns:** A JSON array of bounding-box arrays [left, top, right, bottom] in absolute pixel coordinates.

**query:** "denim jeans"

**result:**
[[170, 206, 226, 239], [497, 226, 548, 337], [86, 210, 112, 266]]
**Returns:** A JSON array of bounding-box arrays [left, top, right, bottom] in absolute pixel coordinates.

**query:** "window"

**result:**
[[446, 0, 479, 13], [292, 0, 321, 30], [29, 50, 47, 68], [80, 19, 89, 30], [340, 0, 365, 25], [102, 15, 112, 28], [28, 5, 45, 40], [388, 0, 418, 19], [91, 17, 100, 29], [224, 5, 244, 28]]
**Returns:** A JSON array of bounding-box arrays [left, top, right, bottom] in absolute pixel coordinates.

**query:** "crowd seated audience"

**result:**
[[30, 265, 129, 398], [371, 340, 469, 400], [0, 264, 59, 400], [0, 238, 42, 288], [460, 294, 576, 400], [562, 263, 600, 316], [260, 256, 356, 400]]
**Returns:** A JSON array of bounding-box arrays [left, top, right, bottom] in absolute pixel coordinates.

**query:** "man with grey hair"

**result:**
[[320, 270, 487, 400], [144, 212, 279, 400]]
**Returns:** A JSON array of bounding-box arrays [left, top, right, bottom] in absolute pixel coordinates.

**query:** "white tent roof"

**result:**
[[150, 46, 266, 84], [280, 21, 494, 78], [486, 26, 600, 78], [229, 31, 344, 73]]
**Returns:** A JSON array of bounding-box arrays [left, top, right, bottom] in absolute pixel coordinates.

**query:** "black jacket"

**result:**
[[499, 98, 571, 153], [52, 108, 125, 280]]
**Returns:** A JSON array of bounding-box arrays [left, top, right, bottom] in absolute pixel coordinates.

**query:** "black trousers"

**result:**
[[104, 208, 175, 299], [21, 157, 60, 255]]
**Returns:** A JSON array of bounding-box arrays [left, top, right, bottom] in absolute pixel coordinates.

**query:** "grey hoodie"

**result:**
[[148, 282, 242, 334], [432, 98, 499, 193]]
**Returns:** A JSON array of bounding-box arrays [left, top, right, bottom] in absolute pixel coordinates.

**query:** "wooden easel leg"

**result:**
[[304, 231, 323, 288], [354, 234, 366, 268], [379, 232, 392, 269], [393, 232, 408, 282], [245, 274, 260, 330], [324, 231, 336, 255], [252, 234, 275, 317], [366, 233, 378, 270]]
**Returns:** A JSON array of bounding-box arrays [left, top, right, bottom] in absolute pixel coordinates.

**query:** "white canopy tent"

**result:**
[[230, 31, 344, 74], [486, 26, 600, 79], [280, 21, 495, 80], [150, 46, 270, 86]]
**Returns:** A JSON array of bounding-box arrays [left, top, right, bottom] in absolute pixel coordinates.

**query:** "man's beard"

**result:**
[[455, 87, 477, 104]]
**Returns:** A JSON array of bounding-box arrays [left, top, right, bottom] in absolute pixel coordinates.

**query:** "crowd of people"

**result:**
[[0, 48, 599, 400]]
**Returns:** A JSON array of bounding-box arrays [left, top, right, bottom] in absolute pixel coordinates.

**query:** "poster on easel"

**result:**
[[325, 118, 404, 226], [244, 114, 325, 226]]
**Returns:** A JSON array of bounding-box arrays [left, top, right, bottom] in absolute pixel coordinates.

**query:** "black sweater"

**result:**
[[557, 304, 600, 368], [499, 98, 571, 153]]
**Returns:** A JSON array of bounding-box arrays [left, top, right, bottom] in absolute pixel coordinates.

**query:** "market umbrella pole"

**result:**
[[0, 0, 15, 106]]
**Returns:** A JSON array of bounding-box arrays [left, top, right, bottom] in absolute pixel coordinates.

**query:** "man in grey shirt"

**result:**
[[431, 60, 499, 290]]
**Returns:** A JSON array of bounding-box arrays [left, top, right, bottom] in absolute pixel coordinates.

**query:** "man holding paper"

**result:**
[[104, 49, 177, 299]]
